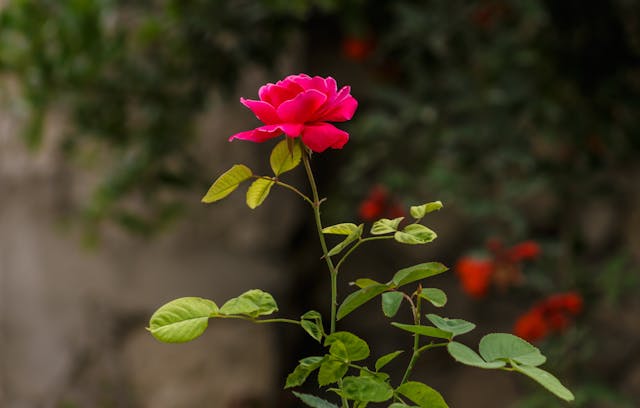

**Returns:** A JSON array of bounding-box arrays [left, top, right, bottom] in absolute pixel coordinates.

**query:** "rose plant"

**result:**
[[148, 74, 574, 407]]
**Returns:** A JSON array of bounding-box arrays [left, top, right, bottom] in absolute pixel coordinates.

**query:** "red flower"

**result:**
[[358, 185, 405, 222], [342, 36, 375, 62], [229, 74, 358, 152], [513, 292, 583, 342], [455, 257, 495, 299], [514, 309, 549, 343], [506, 241, 541, 262]]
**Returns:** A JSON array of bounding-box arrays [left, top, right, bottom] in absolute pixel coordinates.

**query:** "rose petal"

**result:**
[[277, 89, 327, 123], [322, 87, 358, 122], [240, 98, 280, 124], [259, 84, 300, 107], [300, 122, 349, 152], [228, 124, 303, 143]]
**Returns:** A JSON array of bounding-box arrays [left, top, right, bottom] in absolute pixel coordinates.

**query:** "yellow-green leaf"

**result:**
[[322, 223, 360, 235], [270, 138, 302, 176], [246, 178, 275, 209], [410, 201, 443, 219], [202, 164, 252, 203]]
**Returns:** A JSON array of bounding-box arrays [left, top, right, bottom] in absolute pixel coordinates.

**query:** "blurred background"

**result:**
[[1, 1, 639, 407]]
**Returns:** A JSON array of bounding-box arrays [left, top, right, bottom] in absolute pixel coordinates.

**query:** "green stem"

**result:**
[[335, 235, 394, 272], [302, 152, 339, 334], [338, 379, 350, 408], [255, 176, 314, 206], [400, 295, 422, 384]]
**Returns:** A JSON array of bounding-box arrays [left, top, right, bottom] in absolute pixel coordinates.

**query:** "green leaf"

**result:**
[[391, 262, 448, 288], [375, 350, 404, 371], [388, 404, 418, 408], [394, 224, 437, 245], [341, 376, 394, 402], [390, 323, 452, 340], [395, 382, 449, 408], [270, 138, 302, 176], [302, 320, 323, 342], [148, 297, 218, 343], [219, 289, 278, 318], [327, 224, 363, 257], [301, 310, 324, 342], [337, 284, 389, 320], [409, 201, 443, 219], [202, 164, 252, 203], [381, 292, 404, 318], [292, 391, 340, 408], [353, 278, 382, 288], [318, 359, 349, 386], [325, 331, 370, 362], [446, 342, 506, 369], [419, 288, 447, 307], [370, 217, 404, 235], [479, 333, 546, 366], [322, 223, 360, 235], [285, 356, 324, 388], [246, 178, 275, 209], [511, 362, 575, 402], [426, 314, 476, 337]]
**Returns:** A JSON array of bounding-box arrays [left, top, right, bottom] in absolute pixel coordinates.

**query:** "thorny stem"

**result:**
[[400, 292, 422, 385], [302, 151, 339, 334]]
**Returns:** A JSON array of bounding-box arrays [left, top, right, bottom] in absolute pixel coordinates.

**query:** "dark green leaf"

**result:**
[[285, 356, 324, 388], [375, 350, 404, 371], [353, 278, 382, 288], [395, 382, 449, 408], [302, 320, 323, 342], [426, 314, 475, 337], [318, 359, 349, 386], [341, 376, 394, 402], [390, 323, 452, 340], [338, 284, 389, 320], [446, 342, 506, 369], [511, 362, 574, 401], [381, 292, 404, 318], [325, 331, 370, 361], [148, 297, 218, 343], [419, 288, 447, 307], [292, 391, 340, 408], [479, 333, 546, 366]]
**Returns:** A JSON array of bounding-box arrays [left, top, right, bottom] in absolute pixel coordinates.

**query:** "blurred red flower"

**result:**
[[455, 257, 495, 299], [514, 292, 583, 342], [342, 36, 375, 62], [456, 238, 541, 298], [358, 185, 405, 222]]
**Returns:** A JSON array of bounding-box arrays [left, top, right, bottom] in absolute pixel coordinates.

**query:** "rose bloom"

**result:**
[[455, 257, 495, 299], [229, 74, 358, 152]]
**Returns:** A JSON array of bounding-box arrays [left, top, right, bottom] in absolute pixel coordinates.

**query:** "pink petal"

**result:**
[[228, 124, 304, 144], [300, 122, 349, 152], [258, 84, 300, 107], [277, 89, 327, 123], [240, 98, 280, 124], [321, 87, 358, 122]]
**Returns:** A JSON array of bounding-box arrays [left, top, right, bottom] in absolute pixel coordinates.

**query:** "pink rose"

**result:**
[[229, 74, 358, 152]]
